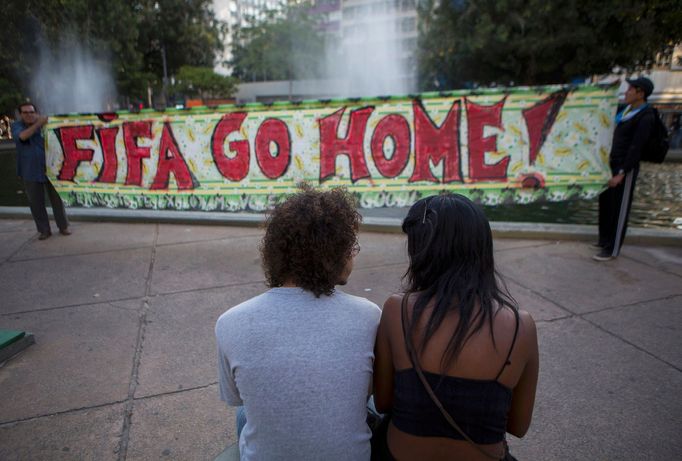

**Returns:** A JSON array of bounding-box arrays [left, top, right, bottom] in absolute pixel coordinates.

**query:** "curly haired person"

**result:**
[[215, 185, 380, 460]]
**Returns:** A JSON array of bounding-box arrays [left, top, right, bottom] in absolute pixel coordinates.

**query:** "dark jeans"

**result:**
[[23, 179, 69, 234], [597, 168, 638, 256]]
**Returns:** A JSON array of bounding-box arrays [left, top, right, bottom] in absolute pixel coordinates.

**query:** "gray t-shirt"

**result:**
[[215, 287, 381, 461]]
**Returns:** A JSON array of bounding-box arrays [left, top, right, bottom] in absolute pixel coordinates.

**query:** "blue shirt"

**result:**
[[12, 120, 47, 182]]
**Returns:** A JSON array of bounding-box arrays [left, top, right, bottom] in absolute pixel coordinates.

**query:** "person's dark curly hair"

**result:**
[[260, 184, 361, 297]]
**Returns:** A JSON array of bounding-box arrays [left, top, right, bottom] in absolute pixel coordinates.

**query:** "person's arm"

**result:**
[[506, 310, 539, 438], [610, 110, 655, 187], [373, 295, 399, 413], [217, 344, 243, 406], [215, 322, 243, 406], [623, 110, 654, 173], [18, 116, 48, 141]]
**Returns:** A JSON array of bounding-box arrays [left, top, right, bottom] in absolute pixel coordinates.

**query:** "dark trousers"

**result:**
[[23, 179, 69, 234], [597, 169, 638, 257]]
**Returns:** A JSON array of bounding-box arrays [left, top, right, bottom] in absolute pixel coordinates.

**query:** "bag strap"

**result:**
[[400, 295, 504, 460]]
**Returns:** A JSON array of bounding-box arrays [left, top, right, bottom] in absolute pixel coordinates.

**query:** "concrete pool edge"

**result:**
[[1, 206, 680, 246]]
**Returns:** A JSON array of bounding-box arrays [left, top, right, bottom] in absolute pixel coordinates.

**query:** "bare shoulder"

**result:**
[[380, 293, 406, 326], [493, 307, 537, 347], [383, 293, 405, 311], [517, 309, 537, 336], [516, 309, 538, 355], [381, 293, 405, 331]]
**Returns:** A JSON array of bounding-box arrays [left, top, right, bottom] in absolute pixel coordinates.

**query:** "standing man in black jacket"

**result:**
[[593, 77, 655, 261]]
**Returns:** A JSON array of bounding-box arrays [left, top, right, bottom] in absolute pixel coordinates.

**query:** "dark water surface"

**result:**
[[481, 162, 682, 229], [1, 148, 680, 230], [0, 149, 28, 207]]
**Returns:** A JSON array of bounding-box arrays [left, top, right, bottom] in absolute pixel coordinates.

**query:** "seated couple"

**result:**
[[215, 186, 539, 461]]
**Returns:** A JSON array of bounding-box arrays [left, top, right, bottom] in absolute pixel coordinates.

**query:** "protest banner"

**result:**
[[45, 84, 617, 211]]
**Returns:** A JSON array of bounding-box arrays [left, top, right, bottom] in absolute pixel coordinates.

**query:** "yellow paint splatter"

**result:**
[[556, 111, 567, 122], [509, 125, 522, 137], [510, 161, 523, 174], [536, 154, 545, 166], [240, 126, 248, 138], [189, 159, 198, 172], [599, 112, 611, 127], [295, 124, 304, 138], [488, 150, 508, 160], [555, 147, 572, 157], [294, 156, 304, 171], [187, 129, 195, 142], [599, 146, 609, 163], [573, 122, 588, 134], [582, 137, 594, 145]]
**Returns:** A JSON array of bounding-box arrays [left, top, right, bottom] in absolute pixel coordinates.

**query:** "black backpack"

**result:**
[[641, 107, 669, 163]]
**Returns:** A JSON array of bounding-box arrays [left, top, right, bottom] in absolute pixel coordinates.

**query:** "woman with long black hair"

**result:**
[[373, 194, 539, 460]]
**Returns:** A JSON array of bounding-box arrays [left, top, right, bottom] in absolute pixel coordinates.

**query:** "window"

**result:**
[[401, 0, 415, 11], [401, 17, 416, 33]]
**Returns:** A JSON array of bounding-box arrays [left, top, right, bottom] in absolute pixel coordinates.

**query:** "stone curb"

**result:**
[[1, 206, 680, 246]]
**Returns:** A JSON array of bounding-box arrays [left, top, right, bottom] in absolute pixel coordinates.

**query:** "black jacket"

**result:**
[[609, 105, 655, 174]]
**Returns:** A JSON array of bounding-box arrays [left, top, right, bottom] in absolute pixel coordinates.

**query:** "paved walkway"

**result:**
[[0, 218, 680, 460]]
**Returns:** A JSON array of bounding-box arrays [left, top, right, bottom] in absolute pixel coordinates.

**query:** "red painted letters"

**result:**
[[211, 113, 250, 181], [370, 114, 410, 178], [467, 98, 508, 181], [56, 125, 95, 181], [411, 100, 462, 183], [51, 93, 570, 192], [522, 91, 567, 165], [95, 127, 119, 183], [319, 107, 373, 182], [151, 122, 197, 190], [123, 121, 152, 186], [255, 119, 291, 179]]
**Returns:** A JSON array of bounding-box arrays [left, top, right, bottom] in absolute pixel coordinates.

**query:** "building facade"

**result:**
[[213, 0, 285, 75], [215, 0, 419, 99]]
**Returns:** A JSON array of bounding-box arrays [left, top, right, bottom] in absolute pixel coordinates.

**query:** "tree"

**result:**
[[136, 0, 225, 80], [0, 78, 23, 116], [230, 5, 325, 82], [418, 0, 682, 90], [1, 0, 145, 109], [0, 0, 226, 113], [175, 66, 238, 100], [0, 0, 55, 113]]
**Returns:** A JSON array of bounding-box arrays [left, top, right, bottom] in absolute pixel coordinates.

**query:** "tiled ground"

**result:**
[[1, 220, 680, 460]]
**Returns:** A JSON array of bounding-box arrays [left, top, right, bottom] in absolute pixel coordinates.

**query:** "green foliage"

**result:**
[[0, 0, 225, 113], [230, 5, 325, 82], [418, 0, 682, 90], [0, 78, 23, 116], [136, 0, 225, 79], [175, 66, 238, 99]]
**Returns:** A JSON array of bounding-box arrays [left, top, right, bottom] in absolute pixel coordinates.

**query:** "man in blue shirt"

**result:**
[[12, 102, 70, 240]]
